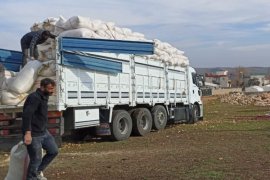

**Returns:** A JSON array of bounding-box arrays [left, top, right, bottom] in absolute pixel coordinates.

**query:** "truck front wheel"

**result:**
[[110, 110, 132, 141], [131, 108, 152, 136], [151, 105, 167, 130], [189, 104, 200, 124]]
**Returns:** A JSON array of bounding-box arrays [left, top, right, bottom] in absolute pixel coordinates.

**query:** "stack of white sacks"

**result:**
[[0, 16, 189, 105], [0, 60, 56, 105]]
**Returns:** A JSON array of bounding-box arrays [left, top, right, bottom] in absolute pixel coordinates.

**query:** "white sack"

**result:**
[[54, 16, 67, 35], [38, 60, 56, 77], [43, 17, 59, 32], [1, 90, 28, 105], [113, 33, 125, 40], [37, 41, 56, 61], [114, 27, 124, 34], [59, 28, 100, 38], [63, 16, 92, 30], [5, 141, 29, 180], [0, 66, 17, 90], [32, 15, 190, 66], [39, 50, 55, 61], [37, 44, 53, 61], [30, 22, 43, 32], [95, 30, 111, 39], [122, 28, 132, 36], [0, 67, 17, 103], [47, 49, 57, 60], [91, 20, 103, 31], [7, 60, 43, 94], [43, 22, 55, 32], [106, 22, 116, 30]]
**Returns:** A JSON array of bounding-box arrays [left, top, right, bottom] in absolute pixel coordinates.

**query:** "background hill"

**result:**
[[195, 67, 270, 76]]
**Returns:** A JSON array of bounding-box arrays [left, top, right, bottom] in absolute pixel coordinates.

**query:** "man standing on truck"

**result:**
[[22, 78, 58, 180], [20, 30, 56, 66]]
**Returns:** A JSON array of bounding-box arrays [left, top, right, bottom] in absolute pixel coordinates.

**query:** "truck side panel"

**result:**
[[60, 37, 154, 55], [0, 48, 22, 72], [60, 57, 131, 107], [60, 53, 190, 108]]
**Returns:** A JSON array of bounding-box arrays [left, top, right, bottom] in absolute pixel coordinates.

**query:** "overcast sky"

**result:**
[[0, 0, 270, 68]]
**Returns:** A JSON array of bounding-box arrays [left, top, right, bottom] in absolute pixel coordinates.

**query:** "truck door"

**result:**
[[188, 67, 202, 105]]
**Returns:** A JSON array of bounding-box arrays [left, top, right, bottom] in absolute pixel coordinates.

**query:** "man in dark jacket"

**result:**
[[22, 78, 58, 180], [20, 30, 56, 66]]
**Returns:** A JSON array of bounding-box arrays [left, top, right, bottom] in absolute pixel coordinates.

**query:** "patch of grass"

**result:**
[[212, 121, 270, 130], [184, 158, 226, 179], [186, 170, 225, 180], [205, 105, 269, 120], [263, 143, 270, 152], [188, 96, 270, 132], [201, 170, 225, 179]]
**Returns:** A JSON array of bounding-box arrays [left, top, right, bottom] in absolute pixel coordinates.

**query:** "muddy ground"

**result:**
[[1, 96, 270, 179]]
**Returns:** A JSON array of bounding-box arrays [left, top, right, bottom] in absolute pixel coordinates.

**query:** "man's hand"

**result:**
[[24, 131, 32, 145], [50, 33, 57, 39]]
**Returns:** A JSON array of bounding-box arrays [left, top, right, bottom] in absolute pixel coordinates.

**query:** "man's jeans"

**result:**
[[26, 130, 58, 180], [21, 48, 38, 66]]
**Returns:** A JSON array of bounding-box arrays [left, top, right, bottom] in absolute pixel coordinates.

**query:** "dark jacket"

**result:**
[[22, 88, 49, 137], [20, 30, 55, 57]]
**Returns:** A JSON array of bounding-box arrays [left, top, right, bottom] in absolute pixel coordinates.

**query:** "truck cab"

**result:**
[[188, 66, 203, 121]]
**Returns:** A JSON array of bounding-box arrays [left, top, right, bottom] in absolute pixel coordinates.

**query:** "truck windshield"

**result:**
[[192, 73, 205, 87], [192, 73, 197, 85]]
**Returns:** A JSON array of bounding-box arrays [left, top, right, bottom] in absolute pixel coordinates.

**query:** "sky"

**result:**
[[0, 0, 270, 68]]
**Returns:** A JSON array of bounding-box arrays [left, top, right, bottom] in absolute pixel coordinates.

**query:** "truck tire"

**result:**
[[110, 110, 132, 141], [131, 108, 152, 136], [128, 108, 136, 116], [189, 104, 200, 124], [151, 105, 167, 130]]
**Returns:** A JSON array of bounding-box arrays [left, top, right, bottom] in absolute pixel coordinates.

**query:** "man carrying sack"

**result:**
[[22, 78, 58, 180]]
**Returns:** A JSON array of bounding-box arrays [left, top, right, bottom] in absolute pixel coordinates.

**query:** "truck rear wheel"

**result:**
[[151, 105, 167, 130], [110, 110, 132, 141], [128, 108, 136, 116], [131, 108, 152, 136]]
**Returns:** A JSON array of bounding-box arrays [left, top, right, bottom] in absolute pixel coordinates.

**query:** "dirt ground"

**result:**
[[1, 96, 270, 179]]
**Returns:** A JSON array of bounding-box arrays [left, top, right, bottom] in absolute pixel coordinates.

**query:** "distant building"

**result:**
[[205, 72, 230, 88], [250, 75, 270, 86], [215, 70, 228, 76]]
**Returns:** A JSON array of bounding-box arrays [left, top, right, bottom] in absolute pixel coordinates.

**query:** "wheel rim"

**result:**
[[157, 111, 165, 125], [139, 114, 148, 130], [118, 117, 128, 134]]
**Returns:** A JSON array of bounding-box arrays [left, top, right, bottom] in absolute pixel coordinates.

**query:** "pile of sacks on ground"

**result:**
[[0, 15, 189, 106], [245, 85, 270, 93], [220, 92, 270, 106]]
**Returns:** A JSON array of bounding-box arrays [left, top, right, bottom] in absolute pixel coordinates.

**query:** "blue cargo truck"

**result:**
[[0, 37, 203, 150]]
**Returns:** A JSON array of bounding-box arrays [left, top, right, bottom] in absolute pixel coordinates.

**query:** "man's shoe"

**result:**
[[37, 171, 47, 180]]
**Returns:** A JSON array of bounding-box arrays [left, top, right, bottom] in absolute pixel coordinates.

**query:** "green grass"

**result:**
[[186, 159, 224, 179], [190, 170, 225, 180], [176, 97, 270, 179], [201, 97, 270, 128]]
